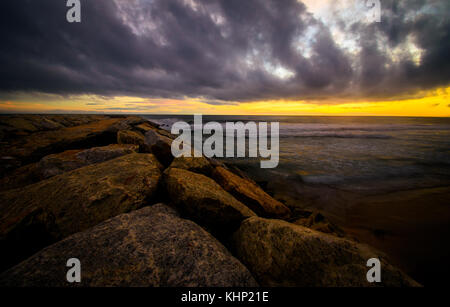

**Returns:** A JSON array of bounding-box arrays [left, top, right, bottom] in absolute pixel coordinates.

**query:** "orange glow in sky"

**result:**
[[1, 87, 449, 117]]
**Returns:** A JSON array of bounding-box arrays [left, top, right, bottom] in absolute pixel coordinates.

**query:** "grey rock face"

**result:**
[[233, 217, 421, 287], [0, 204, 258, 287]]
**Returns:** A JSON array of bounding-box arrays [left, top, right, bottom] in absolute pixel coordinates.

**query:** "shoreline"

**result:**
[[254, 172, 450, 286]]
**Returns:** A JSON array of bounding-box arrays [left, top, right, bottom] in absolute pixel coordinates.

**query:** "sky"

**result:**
[[0, 0, 449, 116]]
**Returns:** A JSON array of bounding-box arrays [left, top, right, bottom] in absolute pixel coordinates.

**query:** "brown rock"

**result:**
[[144, 130, 174, 166], [0, 163, 39, 192], [36, 150, 86, 179], [292, 211, 345, 237], [134, 122, 157, 134], [164, 168, 256, 234], [233, 217, 420, 287], [0, 153, 162, 271], [0, 145, 139, 191], [0, 117, 124, 168], [107, 116, 146, 132], [168, 156, 214, 176], [117, 130, 145, 146], [75, 144, 139, 164], [0, 204, 258, 287], [38, 144, 140, 179], [212, 166, 291, 219], [0, 204, 257, 287]]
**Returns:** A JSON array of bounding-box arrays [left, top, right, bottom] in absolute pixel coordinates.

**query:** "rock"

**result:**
[[117, 130, 145, 146], [164, 168, 256, 234], [0, 115, 108, 140], [76, 144, 139, 164], [0, 117, 125, 168], [134, 122, 157, 134], [168, 156, 214, 177], [37, 144, 139, 179], [0, 117, 39, 133], [212, 166, 291, 219], [233, 217, 420, 287], [0, 156, 22, 175], [0, 204, 258, 287], [36, 150, 86, 179], [155, 128, 176, 140], [0, 163, 39, 192], [292, 211, 345, 237], [0, 153, 162, 271], [0, 145, 139, 191], [144, 130, 174, 167], [107, 116, 146, 132]]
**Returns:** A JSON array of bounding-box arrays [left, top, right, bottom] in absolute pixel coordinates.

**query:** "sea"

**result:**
[[143, 115, 450, 193]]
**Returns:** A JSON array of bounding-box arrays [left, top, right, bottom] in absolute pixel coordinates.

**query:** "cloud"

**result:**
[[0, 0, 448, 104]]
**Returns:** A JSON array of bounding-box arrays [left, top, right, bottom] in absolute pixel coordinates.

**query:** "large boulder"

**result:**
[[292, 211, 346, 237], [106, 116, 146, 133], [233, 217, 420, 287], [0, 153, 162, 272], [133, 122, 159, 134], [0, 204, 258, 287], [164, 168, 256, 234], [212, 167, 291, 219], [117, 130, 145, 146], [38, 144, 139, 179], [0, 144, 139, 191], [168, 156, 214, 177], [0, 117, 126, 168], [36, 150, 86, 179], [0, 163, 40, 192], [75, 144, 139, 164], [143, 130, 174, 166]]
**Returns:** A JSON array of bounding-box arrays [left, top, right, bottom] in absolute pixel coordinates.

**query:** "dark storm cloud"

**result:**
[[350, 0, 450, 98], [0, 0, 448, 103]]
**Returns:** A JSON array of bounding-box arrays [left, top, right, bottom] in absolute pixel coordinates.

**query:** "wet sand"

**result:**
[[343, 186, 450, 286], [260, 173, 450, 286]]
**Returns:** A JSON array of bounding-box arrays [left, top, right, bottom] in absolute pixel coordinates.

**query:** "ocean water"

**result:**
[[144, 115, 450, 193]]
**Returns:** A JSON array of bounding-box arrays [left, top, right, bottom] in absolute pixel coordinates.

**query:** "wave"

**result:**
[[145, 118, 181, 131], [279, 133, 393, 139]]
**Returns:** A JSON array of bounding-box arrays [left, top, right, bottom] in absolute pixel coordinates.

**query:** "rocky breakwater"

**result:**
[[0, 115, 420, 287]]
